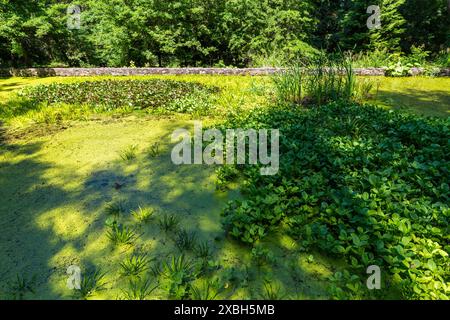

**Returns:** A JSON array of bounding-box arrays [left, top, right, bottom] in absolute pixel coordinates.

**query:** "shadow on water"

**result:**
[[0, 121, 70, 299], [375, 88, 450, 118], [0, 117, 335, 300]]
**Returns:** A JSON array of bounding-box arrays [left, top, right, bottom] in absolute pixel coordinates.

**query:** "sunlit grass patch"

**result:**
[[131, 206, 154, 223], [119, 145, 138, 161]]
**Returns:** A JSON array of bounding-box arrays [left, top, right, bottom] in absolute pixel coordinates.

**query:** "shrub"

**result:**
[[385, 61, 414, 77], [351, 49, 392, 68], [435, 50, 450, 68], [406, 45, 430, 66]]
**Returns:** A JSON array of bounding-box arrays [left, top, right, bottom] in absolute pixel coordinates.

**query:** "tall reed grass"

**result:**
[[272, 53, 373, 106]]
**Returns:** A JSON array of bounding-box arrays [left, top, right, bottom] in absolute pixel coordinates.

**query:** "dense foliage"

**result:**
[[0, 0, 448, 67], [19, 79, 218, 113], [219, 103, 449, 299]]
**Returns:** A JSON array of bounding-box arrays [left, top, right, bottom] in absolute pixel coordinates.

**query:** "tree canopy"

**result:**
[[0, 0, 448, 67]]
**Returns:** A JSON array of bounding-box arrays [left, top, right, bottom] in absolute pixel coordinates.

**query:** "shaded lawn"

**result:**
[[367, 76, 450, 118]]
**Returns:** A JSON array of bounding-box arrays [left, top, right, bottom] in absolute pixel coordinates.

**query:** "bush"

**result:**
[[385, 61, 414, 77], [406, 45, 430, 66], [351, 49, 392, 68], [19, 79, 219, 114], [219, 102, 450, 299], [434, 50, 450, 68]]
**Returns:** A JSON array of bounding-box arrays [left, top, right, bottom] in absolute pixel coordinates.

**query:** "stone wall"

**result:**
[[0, 67, 449, 77]]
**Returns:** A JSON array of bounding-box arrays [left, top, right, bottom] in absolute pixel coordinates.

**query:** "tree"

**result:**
[[400, 0, 449, 53], [0, 0, 447, 67], [368, 0, 406, 52]]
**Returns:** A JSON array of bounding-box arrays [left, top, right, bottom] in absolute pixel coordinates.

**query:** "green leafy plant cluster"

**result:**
[[384, 46, 444, 77], [162, 255, 197, 300], [251, 246, 275, 267], [219, 102, 449, 299], [76, 269, 106, 300], [385, 61, 415, 77], [120, 252, 150, 278], [106, 220, 139, 246], [131, 206, 154, 223], [19, 80, 218, 114]]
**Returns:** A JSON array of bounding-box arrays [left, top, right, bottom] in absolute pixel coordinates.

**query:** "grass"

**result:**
[[6, 274, 36, 300], [162, 255, 196, 299], [105, 200, 127, 216], [131, 206, 154, 223], [120, 145, 138, 161], [150, 262, 162, 278], [195, 241, 212, 260], [121, 278, 158, 300], [76, 269, 106, 300], [272, 53, 361, 106], [175, 229, 197, 252], [148, 142, 161, 158], [162, 255, 194, 277], [120, 253, 150, 278], [260, 281, 285, 300], [106, 224, 139, 246], [191, 281, 219, 300], [158, 213, 180, 233]]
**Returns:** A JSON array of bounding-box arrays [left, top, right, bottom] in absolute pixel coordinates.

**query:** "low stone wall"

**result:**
[[0, 67, 282, 77], [0, 67, 449, 77]]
